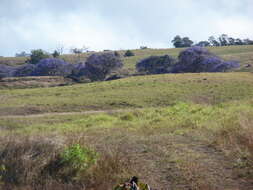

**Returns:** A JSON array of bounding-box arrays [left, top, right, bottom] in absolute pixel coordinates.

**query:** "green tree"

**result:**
[[172, 36, 193, 48], [218, 34, 229, 46], [172, 35, 183, 48], [27, 49, 50, 64], [124, 50, 135, 57], [52, 50, 60, 58], [208, 36, 220, 46], [182, 37, 193, 47]]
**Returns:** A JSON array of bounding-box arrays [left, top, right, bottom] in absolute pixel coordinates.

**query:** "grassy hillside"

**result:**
[[1, 99, 253, 189], [0, 46, 253, 189], [121, 45, 253, 74], [1, 72, 253, 116]]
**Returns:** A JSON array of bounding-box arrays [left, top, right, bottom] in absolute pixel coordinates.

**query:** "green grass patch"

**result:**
[[1, 73, 253, 115]]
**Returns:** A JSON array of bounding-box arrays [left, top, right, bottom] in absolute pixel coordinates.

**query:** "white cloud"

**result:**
[[216, 17, 253, 38], [0, 0, 252, 56]]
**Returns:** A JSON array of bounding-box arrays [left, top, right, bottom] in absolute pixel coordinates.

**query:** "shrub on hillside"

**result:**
[[140, 46, 148, 49], [32, 58, 74, 77], [60, 144, 98, 171], [0, 64, 16, 78], [68, 62, 93, 83], [50, 144, 98, 181], [124, 50, 135, 57], [70, 62, 86, 77], [172, 35, 194, 48], [136, 55, 176, 74], [114, 51, 120, 57], [27, 49, 51, 64], [13, 64, 36, 77], [1, 53, 123, 80], [52, 50, 60, 58], [172, 46, 239, 73], [84, 52, 123, 81]]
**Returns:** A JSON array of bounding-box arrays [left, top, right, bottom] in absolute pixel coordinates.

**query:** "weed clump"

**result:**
[[120, 113, 135, 121], [60, 144, 98, 172], [124, 50, 135, 57]]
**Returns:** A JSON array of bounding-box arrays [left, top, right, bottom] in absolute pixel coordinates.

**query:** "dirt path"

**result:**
[[84, 129, 252, 189], [129, 134, 252, 190], [0, 109, 137, 119], [166, 135, 239, 189]]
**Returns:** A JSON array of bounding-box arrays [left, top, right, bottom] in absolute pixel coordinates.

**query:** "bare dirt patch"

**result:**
[[0, 76, 73, 89]]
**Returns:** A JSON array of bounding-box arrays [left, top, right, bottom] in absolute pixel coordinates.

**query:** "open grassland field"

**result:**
[[0, 101, 253, 189], [1, 45, 253, 74], [1, 73, 253, 116], [0, 45, 253, 189], [0, 71, 253, 189]]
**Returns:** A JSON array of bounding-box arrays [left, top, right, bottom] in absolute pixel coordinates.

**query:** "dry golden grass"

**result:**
[[0, 101, 253, 189], [0, 135, 134, 190]]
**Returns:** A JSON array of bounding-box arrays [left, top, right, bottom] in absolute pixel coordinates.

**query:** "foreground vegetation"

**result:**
[[0, 101, 253, 189]]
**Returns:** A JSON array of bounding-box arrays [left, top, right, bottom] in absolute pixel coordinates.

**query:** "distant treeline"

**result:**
[[172, 34, 253, 48]]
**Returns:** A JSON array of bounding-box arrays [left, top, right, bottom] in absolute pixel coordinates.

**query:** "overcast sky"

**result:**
[[0, 0, 252, 56]]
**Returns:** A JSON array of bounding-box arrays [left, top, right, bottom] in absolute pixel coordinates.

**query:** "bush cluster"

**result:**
[[60, 144, 98, 172], [13, 64, 36, 77], [172, 46, 239, 73], [172, 35, 194, 48], [26, 49, 51, 64], [68, 52, 123, 81], [136, 55, 175, 74], [136, 47, 239, 74], [0, 64, 15, 78], [0, 52, 123, 82], [33, 58, 74, 77], [172, 34, 253, 48], [124, 50, 135, 57], [84, 53, 123, 81], [0, 47, 240, 81]]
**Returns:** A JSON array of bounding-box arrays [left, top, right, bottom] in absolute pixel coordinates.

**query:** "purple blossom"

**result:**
[[70, 62, 87, 77], [0, 64, 16, 78], [14, 64, 36, 77], [84, 52, 123, 81], [173, 47, 240, 73], [136, 55, 176, 74], [32, 58, 74, 76]]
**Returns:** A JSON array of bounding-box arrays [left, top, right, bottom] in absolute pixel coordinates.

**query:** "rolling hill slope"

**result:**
[[0, 46, 253, 190], [1, 72, 253, 116]]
